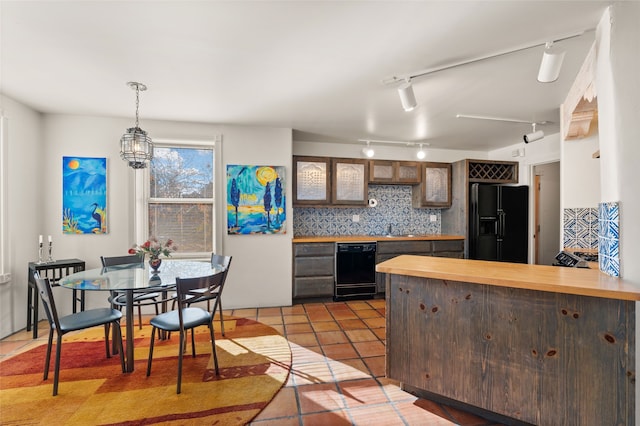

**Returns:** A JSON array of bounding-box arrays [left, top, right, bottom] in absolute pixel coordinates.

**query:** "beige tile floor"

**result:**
[[1, 299, 505, 425]]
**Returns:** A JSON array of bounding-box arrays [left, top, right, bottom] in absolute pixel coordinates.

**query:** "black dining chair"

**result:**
[[210, 254, 232, 336], [146, 272, 224, 394], [34, 273, 125, 396], [169, 254, 232, 336], [101, 254, 166, 329]]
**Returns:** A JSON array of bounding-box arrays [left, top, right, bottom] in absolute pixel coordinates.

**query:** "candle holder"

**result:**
[[47, 241, 55, 263], [37, 243, 45, 264]]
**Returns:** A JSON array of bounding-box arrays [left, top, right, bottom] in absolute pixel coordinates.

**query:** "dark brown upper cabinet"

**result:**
[[369, 160, 421, 184], [412, 162, 452, 208]]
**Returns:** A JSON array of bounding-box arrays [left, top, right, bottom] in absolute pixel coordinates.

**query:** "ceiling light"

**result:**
[[397, 80, 417, 112], [120, 82, 154, 169], [416, 144, 427, 160], [537, 41, 566, 83], [362, 141, 375, 158], [524, 123, 544, 143]]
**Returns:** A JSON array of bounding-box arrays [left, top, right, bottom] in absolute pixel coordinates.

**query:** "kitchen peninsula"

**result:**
[[376, 256, 638, 426]]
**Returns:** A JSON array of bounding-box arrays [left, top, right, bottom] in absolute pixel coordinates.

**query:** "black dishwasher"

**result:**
[[335, 242, 377, 300]]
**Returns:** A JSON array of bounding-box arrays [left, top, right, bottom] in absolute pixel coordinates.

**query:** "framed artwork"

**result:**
[[227, 164, 286, 235], [62, 156, 107, 234]]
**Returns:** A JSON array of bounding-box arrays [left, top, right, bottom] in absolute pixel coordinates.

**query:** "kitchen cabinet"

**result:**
[[467, 159, 518, 184], [293, 156, 368, 207], [412, 162, 452, 208], [331, 158, 368, 206], [292, 242, 335, 298], [375, 239, 463, 293], [293, 156, 331, 206], [368, 160, 421, 184]]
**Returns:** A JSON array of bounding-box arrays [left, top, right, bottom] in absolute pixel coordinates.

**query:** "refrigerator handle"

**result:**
[[498, 211, 505, 238]]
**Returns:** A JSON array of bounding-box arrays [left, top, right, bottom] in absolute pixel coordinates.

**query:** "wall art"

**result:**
[[227, 164, 286, 234], [62, 156, 107, 234]]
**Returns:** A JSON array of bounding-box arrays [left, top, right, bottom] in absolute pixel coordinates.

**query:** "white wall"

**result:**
[[0, 110, 293, 336], [0, 95, 43, 338], [562, 134, 600, 208]]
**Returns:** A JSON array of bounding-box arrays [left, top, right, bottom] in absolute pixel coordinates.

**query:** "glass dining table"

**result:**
[[58, 260, 222, 372]]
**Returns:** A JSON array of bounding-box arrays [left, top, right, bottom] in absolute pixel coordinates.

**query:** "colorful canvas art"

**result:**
[[227, 165, 286, 235], [62, 156, 107, 234]]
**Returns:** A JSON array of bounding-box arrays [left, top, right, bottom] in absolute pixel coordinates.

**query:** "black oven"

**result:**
[[335, 242, 377, 299]]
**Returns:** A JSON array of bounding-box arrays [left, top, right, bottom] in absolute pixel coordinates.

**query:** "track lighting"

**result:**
[[397, 80, 417, 112], [523, 123, 544, 143], [416, 144, 426, 160], [537, 41, 566, 83], [362, 141, 375, 158]]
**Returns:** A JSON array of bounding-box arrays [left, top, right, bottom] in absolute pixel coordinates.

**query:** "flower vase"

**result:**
[[149, 257, 162, 272]]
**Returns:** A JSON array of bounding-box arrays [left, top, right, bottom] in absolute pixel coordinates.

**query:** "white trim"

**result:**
[[0, 114, 9, 282]]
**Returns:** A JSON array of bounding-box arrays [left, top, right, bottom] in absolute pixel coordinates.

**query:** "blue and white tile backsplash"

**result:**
[[293, 185, 441, 236], [563, 207, 599, 250], [598, 202, 620, 277]]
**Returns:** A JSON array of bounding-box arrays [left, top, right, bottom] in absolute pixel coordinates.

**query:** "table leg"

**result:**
[[125, 290, 135, 373]]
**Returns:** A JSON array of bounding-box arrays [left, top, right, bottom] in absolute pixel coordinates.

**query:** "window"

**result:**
[[147, 142, 215, 257]]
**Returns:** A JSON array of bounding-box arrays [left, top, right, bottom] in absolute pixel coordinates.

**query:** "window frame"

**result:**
[[135, 138, 219, 260]]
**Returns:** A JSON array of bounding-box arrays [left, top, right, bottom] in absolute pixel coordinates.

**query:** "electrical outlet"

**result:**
[[352, 215, 360, 222], [430, 214, 437, 222]]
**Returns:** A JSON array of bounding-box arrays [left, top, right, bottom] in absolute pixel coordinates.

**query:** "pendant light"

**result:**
[[120, 82, 154, 169]]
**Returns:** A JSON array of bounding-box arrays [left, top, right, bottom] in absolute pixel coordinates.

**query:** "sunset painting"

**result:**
[[227, 165, 285, 235], [62, 156, 107, 234]]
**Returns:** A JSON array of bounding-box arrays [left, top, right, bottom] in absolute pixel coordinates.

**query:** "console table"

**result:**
[[27, 258, 85, 338]]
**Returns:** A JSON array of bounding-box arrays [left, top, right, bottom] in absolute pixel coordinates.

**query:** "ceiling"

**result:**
[[0, 1, 609, 151]]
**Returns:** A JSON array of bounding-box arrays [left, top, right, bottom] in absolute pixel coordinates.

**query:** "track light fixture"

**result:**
[[416, 144, 427, 160], [362, 141, 375, 158], [397, 79, 417, 112], [523, 123, 544, 143], [537, 41, 566, 83], [384, 29, 593, 110]]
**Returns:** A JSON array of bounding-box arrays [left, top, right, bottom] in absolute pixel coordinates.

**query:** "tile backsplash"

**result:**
[[598, 201, 620, 277], [563, 207, 598, 250], [293, 185, 441, 236], [563, 204, 621, 277]]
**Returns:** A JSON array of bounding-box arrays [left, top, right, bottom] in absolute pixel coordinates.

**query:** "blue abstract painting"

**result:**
[[227, 165, 286, 235], [62, 156, 107, 234]]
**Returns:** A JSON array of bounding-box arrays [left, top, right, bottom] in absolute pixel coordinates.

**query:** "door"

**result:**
[[499, 186, 529, 263]]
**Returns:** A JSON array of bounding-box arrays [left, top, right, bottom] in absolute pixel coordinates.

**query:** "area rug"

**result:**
[[0, 317, 291, 425]]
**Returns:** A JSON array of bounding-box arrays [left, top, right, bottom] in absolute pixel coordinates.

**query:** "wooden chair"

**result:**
[[101, 254, 164, 329], [146, 272, 225, 393], [34, 273, 125, 396]]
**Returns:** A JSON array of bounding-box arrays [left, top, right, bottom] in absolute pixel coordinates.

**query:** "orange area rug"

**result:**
[[0, 317, 291, 425]]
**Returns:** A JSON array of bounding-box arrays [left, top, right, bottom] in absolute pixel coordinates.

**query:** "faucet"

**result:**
[[387, 224, 392, 236]]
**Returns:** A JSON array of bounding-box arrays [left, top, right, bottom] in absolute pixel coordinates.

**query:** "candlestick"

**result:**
[[37, 242, 44, 264], [47, 240, 54, 263]]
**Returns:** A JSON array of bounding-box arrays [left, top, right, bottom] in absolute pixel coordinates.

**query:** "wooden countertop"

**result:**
[[292, 234, 464, 243], [376, 255, 640, 301]]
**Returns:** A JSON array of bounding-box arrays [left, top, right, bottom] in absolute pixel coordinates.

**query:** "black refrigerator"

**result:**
[[469, 183, 529, 263]]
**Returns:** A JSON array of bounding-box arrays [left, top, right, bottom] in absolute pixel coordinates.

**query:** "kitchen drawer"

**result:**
[[293, 276, 335, 298], [377, 241, 432, 255], [431, 251, 464, 259], [294, 242, 335, 257], [432, 240, 464, 253], [294, 256, 334, 277]]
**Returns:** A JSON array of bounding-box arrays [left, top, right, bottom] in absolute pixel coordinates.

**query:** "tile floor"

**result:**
[[1, 299, 504, 425]]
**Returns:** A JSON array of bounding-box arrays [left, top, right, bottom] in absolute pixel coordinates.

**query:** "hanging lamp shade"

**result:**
[[120, 82, 153, 169]]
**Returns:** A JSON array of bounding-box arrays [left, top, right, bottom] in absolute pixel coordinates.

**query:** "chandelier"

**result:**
[[120, 82, 153, 169]]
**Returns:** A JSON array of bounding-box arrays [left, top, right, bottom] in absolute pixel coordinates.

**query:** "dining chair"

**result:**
[[101, 254, 164, 329], [34, 273, 125, 396], [169, 254, 232, 336], [146, 271, 224, 394], [210, 254, 232, 336]]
